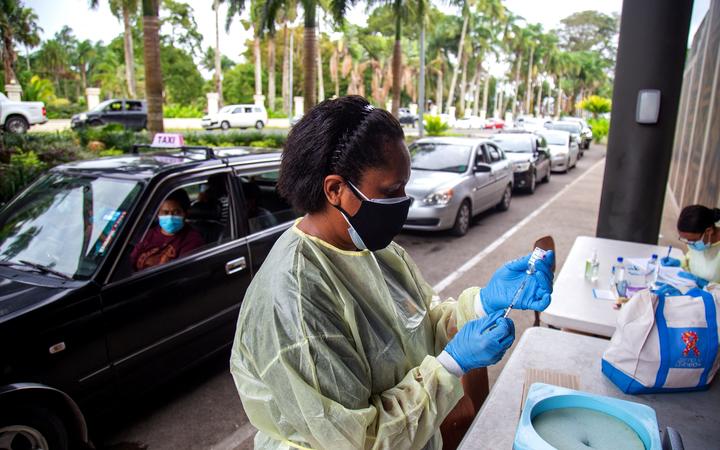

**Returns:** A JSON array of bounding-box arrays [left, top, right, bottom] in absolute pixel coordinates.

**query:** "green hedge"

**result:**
[[587, 118, 610, 143]]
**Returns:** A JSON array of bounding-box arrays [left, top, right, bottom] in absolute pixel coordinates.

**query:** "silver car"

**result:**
[[537, 129, 579, 173], [404, 137, 514, 236]]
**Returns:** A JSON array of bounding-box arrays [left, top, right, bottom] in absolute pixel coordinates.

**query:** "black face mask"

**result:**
[[333, 180, 412, 251]]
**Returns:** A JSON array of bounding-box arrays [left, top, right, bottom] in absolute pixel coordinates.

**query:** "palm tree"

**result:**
[[523, 23, 542, 114], [416, 0, 427, 136], [226, 0, 264, 106], [90, 0, 139, 98], [0, 0, 42, 85], [212, 0, 224, 105], [74, 40, 96, 91], [142, 0, 164, 135], [444, 0, 470, 115]]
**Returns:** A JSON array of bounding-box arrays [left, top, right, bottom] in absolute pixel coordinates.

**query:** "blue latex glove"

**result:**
[[444, 311, 515, 372], [480, 250, 555, 314], [678, 271, 709, 288], [652, 282, 682, 297], [660, 256, 681, 267]]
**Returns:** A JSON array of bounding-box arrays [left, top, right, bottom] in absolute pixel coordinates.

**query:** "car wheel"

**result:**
[[221, 121, 231, 130], [88, 119, 103, 127], [0, 405, 69, 450], [496, 184, 512, 211], [5, 115, 29, 134], [564, 157, 570, 173], [526, 170, 536, 194], [542, 165, 551, 183], [255, 120, 264, 130], [451, 200, 471, 236]]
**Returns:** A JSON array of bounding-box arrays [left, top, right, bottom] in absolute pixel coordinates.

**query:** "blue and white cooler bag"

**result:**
[[602, 285, 719, 394]]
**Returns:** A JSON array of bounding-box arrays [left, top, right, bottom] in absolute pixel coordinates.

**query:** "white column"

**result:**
[[206, 92, 219, 116], [448, 106, 456, 121], [5, 83, 22, 102], [409, 103, 418, 116], [254, 94, 266, 107], [86, 87, 101, 110], [293, 96, 304, 117]]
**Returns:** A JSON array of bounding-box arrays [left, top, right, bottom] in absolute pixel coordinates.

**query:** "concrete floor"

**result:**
[[96, 143, 684, 449]]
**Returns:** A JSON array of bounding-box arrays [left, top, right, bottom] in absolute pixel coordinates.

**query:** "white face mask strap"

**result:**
[[346, 180, 370, 201]]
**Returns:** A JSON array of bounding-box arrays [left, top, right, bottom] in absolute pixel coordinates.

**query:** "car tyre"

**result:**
[[88, 119, 103, 127], [0, 405, 69, 450], [451, 200, 471, 237], [542, 165, 551, 183], [255, 120, 264, 130], [5, 115, 29, 134], [496, 184, 512, 211], [526, 170, 537, 194], [221, 121, 231, 131]]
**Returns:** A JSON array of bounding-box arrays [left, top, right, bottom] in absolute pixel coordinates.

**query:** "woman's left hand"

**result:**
[[480, 250, 555, 314]]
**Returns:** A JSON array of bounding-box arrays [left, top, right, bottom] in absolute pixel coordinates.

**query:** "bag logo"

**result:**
[[681, 331, 700, 357]]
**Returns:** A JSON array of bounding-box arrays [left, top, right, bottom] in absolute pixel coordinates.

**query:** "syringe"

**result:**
[[502, 247, 548, 318]]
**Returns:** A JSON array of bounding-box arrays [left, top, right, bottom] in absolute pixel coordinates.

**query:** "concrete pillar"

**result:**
[[206, 92, 219, 116], [86, 88, 101, 110], [254, 94, 265, 107], [293, 97, 304, 117], [448, 106, 456, 121], [597, 0, 693, 244], [409, 103, 418, 116], [430, 105, 438, 115], [5, 84, 22, 102]]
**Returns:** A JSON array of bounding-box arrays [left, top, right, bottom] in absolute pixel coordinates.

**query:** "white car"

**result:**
[[537, 129, 579, 173], [202, 104, 268, 130], [515, 115, 551, 132], [0, 92, 47, 133], [454, 115, 485, 129]]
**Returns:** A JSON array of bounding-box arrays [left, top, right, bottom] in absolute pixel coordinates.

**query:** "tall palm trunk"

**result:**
[[302, 2, 317, 113], [390, 3, 402, 116], [471, 61, 482, 117], [481, 73, 490, 119], [458, 51, 469, 117], [281, 22, 290, 114], [142, 0, 163, 136], [524, 45, 535, 113], [316, 34, 324, 102], [254, 34, 262, 102], [435, 67, 443, 113], [445, 13, 468, 114], [268, 35, 276, 111], [417, 7, 426, 137], [511, 52, 522, 116], [1, 29, 17, 84], [214, 0, 223, 105], [122, 3, 137, 98], [535, 78, 542, 116], [555, 77, 562, 119], [80, 63, 87, 91]]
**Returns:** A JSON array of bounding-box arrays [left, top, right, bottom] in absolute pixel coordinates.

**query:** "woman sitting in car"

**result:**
[[130, 189, 204, 271]]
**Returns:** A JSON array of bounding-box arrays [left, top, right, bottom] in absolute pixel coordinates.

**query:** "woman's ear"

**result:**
[[323, 175, 345, 206]]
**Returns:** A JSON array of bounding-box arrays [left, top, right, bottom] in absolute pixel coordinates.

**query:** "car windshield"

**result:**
[[410, 143, 472, 173], [539, 134, 567, 146], [549, 123, 581, 133], [90, 99, 117, 112], [0, 173, 142, 280], [491, 135, 533, 153]]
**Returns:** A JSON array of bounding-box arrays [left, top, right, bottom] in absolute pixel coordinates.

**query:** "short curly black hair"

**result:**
[[278, 95, 405, 213]]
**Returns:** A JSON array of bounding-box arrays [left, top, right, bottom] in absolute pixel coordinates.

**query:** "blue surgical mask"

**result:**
[[158, 215, 184, 234], [689, 239, 710, 252]]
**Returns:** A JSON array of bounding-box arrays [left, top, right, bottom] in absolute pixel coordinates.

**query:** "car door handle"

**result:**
[[225, 256, 247, 275]]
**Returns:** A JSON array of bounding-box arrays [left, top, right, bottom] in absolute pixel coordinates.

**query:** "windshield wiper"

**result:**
[[18, 260, 74, 280]]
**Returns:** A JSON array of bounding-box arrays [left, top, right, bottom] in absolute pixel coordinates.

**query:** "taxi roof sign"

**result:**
[[152, 133, 185, 148]]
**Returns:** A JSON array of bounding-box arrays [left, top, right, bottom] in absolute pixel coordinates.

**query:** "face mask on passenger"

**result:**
[[334, 180, 411, 251], [158, 215, 185, 234]]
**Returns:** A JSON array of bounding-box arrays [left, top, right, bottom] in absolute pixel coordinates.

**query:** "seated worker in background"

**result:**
[[661, 205, 720, 286], [130, 189, 204, 271], [243, 182, 278, 233]]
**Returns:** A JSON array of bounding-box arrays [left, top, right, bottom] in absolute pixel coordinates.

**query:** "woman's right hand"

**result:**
[[442, 311, 515, 373], [660, 256, 681, 267]]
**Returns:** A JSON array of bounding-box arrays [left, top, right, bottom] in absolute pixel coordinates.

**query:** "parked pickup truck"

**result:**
[[0, 92, 48, 133]]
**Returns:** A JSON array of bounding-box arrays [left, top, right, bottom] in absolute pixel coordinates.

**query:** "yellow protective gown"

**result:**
[[230, 223, 481, 450], [682, 241, 720, 284]]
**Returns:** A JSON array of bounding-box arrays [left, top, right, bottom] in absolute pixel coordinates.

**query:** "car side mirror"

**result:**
[[474, 163, 492, 173]]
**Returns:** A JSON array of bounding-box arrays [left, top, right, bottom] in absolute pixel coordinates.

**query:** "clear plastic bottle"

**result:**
[[585, 249, 600, 282], [611, 257, 628, 297], [646, 254, 659, 288]]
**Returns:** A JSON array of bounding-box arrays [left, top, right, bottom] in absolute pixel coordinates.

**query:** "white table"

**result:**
[[458, 327, 720, 450], [540, 236, 685, 337]]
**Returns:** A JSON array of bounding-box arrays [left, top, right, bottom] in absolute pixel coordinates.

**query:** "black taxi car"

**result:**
[[0, 145, 298, 449]]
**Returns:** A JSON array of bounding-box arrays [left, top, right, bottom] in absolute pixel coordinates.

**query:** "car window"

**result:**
[[487, 144, 501, 162], [410, 143, 472, 173], [253, 107, 263, 113], [237, 170, 299, 235], [233, 107, 243, 114], [107, 101, 123, 112], [0, 173, 141, 280], [491, 135, 533, 153], [476, 145, 489, 164], [244, 107, 253, 113], [116, 175, 234, 278], [125, 101, 143, 111]]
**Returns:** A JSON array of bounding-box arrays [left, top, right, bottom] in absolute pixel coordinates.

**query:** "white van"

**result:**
[[202, 104, 268, 130]]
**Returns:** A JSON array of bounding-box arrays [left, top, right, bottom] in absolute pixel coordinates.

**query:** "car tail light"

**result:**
[[42, 106, 47, 117]]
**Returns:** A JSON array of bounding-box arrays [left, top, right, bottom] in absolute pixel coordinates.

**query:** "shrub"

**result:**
[[578, 96, 612, 119], [0, 151, 47, 203], [268, 110, 288, 119], [164, 103, 204, 118], [46, 98, 86, 119], [587, 118, 610, 143], [423, 115, 449, 136], [75, 124, 149, 153], [98, 149, 124, 157], [183, 130, 286, 149]]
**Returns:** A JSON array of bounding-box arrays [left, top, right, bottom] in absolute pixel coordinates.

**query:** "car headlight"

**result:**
[[513, 161, 531, 172], [79, 113, 87, 121], [422, 189, 454, 206]]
